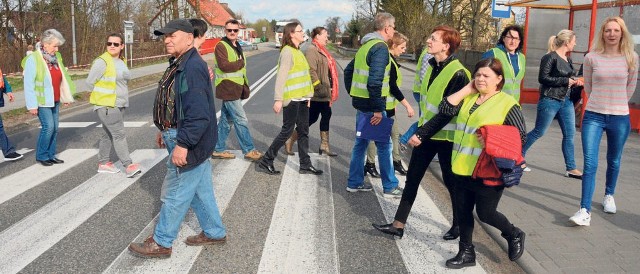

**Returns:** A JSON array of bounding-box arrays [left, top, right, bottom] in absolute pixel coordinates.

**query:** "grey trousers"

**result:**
[[97, 107, 132, 166]]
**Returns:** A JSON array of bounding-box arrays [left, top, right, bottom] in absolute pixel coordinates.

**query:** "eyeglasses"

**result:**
[[427, 35, 441, 43], [106, 42, 121, 47], [504, 35, 521, 41], [387, 25, 395, 30], [295, 30, 304, 33], [226, 29, 239, 33]]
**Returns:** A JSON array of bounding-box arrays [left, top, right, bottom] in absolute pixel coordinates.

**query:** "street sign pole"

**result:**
[[124, 21, 134, 67]]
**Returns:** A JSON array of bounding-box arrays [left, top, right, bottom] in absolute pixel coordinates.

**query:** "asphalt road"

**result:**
[[0, 44, 525, 274]]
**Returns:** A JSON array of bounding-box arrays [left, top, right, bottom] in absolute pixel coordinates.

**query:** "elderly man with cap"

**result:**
[[128, 19, 226, 258]]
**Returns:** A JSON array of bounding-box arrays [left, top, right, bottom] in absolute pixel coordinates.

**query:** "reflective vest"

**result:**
[[215, 40, 248, 87], [491, 48, 525, 102], [413, 48, 430, 94], [451, 92, 518, 176], [281, 45, 313, 100], [350, 39, 391, 98], [385, 57, 402, 110], [21, 50, 76, 106], [418, 59, 470, 141], [89, 52, 118, 107]]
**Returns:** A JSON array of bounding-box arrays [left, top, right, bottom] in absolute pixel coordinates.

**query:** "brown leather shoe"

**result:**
[[128, 236, 172, 258], [185, 232, 227, 246]]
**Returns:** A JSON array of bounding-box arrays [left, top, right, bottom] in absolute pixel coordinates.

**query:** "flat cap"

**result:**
[[154, 19, 194, 36]]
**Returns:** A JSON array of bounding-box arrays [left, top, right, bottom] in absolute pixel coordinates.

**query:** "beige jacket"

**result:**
[[304, 43, 331, 102]]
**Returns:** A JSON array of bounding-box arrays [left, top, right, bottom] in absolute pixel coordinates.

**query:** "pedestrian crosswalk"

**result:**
[[0, 149, 484, 273]]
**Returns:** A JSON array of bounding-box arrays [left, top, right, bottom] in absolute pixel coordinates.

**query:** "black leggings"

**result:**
[[308, 101, 332, 131], [455, 175, 514, 244]]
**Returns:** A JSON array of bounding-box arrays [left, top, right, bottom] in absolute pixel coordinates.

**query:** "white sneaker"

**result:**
[[523, 166, 531, 172], [603, 195, 617, 214], [568, 208, 591, 226]]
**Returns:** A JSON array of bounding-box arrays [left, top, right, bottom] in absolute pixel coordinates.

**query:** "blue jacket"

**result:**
[[174, 47, 218, 170], [0, 77, 11, 108], [344, 32, 390, 112]]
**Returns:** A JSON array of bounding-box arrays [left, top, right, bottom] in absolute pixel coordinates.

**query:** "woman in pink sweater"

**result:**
[[569, 17, 639, 226]]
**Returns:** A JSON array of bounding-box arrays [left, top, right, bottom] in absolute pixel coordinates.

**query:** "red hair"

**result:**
[[432, 25, 461, 55]]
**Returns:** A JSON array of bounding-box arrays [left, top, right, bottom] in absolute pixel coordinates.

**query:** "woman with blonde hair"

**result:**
[[522, 29, 583, 178], [569, 17, 639, 226]]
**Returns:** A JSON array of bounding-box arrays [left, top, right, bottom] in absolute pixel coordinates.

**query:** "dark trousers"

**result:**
[[308, 101, 331, 131], [394, 139, 457, 227], [262, 100, 311, 167], [455, 175, 514, 244]]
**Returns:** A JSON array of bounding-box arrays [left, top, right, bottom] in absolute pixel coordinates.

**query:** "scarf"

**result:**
[[0, 68, 4, 89], [39, 43, 59, 70], [313, 40, 339, 104]]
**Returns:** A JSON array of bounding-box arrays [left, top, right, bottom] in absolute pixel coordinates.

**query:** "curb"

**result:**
[[427, 164, 544, 274]]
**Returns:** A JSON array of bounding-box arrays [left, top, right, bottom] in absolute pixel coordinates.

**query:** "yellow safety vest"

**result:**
[[418, 59, 470, 141], [451, 92, 518, 176], [491, 48, 526, 102], [89, 52, 118, 107], [21, 50, 76, 106], [215, 40, 249, 87], [350, 39, 391, 98], [280, 45, 313, 100], [385, 57, 402, 110]]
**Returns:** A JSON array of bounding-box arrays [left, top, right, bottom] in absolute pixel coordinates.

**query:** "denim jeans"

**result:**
[[36, 102, 60, 161], [523, 96, 577, 171], [154, 128, 226, 248], [347, 111, 398, 192], [215, 99, 256, 154], [580, 111, 630, 211], [0, 113, 16, 156]]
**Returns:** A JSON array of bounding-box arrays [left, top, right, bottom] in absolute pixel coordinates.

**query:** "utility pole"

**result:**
[[71, 0, 77, 65]]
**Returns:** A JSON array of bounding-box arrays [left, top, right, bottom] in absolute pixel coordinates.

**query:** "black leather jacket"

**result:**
[[538, 51, 575, 101]]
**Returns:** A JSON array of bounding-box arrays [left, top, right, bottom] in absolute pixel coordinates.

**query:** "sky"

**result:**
[[224, 0, 355, 31]]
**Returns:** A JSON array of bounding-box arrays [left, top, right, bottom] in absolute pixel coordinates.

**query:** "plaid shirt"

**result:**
[[153, 55, 186, 131]]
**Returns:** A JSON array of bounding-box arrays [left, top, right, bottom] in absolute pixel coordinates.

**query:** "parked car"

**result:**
[[238, 39, 252, 46]]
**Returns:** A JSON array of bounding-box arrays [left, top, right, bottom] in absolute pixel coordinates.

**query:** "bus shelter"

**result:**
[[507, 0, 640, 130]]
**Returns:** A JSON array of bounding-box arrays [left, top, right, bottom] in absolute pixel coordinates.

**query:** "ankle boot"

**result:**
[[319, 131, 337, 156], [446, 241, 476, 269], [284, 131, 297, 155], [364, 162, 380, 178], [506, 226, 525, 261], [393, 160, 407, 175]]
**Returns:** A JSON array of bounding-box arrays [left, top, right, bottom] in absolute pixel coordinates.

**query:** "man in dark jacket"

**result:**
[[343, 12, 402, 198], [128, 19, 227, 259]]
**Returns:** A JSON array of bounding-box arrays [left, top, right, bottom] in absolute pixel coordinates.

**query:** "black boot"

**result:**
[[446, 241, 476, 269], [443, 226, 459, 240], [393, 160, 407, 175], [372, 223, 404, 238], [364, 162, 380, 178], [505, 226, 525, 261]]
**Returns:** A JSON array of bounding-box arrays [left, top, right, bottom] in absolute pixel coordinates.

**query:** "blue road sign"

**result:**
[[492, 0, 511, 19]]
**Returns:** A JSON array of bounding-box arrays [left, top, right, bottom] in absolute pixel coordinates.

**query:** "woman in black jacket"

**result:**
[[522, 29, 583, 179]]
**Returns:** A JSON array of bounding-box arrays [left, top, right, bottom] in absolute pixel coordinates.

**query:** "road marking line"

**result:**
[[0, 149, 98, 204], [216, 66, 277, 120], [39, 122, 96, 128], [257, 153, 339, 273], [368, 157, 486, 273], [97, 121, 149, 128], [0, 149, 167, 274], [103, 150, 251, 274]]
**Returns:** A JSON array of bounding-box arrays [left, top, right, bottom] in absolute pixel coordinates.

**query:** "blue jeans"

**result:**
[[36, 102, 60, 161], [215, 99, 256, 154], [580, 111, 630, 211], [154, 128, 226, 248], [523, 96, 577, 171], [347, 111, 398, 192], [0, 113, 16, 156]]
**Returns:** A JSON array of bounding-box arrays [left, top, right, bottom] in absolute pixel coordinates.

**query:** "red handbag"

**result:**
[[472, 125, 525, 186]]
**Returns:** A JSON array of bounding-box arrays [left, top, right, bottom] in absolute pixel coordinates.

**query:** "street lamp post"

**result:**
[[71, 0, 77, 65]]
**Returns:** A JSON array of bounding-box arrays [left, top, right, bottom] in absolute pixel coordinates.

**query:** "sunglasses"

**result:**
[[106, 42, 121, 47], [226, 29, 239, 33]]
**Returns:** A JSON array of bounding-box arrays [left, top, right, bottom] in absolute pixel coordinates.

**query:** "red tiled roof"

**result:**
[[186, 0, 234, 27]]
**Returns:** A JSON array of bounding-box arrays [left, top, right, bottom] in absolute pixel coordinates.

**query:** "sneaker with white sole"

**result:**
[[603, 195, 616, 214], [346, 184, 373, 192], [568, 208, 591, 226], [98, 162, 120, 173], [383, 187, 404, 198], [3, 152, 24, 161], [523, 166, 531, 172], [126, 163, 142, 178], [211, 151, 236, 159]]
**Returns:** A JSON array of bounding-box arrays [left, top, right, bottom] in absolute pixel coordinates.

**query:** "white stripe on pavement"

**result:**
[[257, 153, 339, 274], [0, 149, 98, 204], [39, 122, 96, 128], [369, 158, 486, 273], [0, 149, 167, 274], [103, 150, 252, 274], [97, 121, 149, 128]]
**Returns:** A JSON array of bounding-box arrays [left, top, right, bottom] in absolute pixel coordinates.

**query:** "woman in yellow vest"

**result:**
[[86, 33, 141, 178], [256, 22, 322, 175], [481, 25, 526, 102], [413, 58, 527, 268], [23, 29, 75, 166]]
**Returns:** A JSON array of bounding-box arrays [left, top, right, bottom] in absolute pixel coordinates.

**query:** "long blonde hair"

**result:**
[[591, 16, 637, 71], [547, 29, 575, 53]]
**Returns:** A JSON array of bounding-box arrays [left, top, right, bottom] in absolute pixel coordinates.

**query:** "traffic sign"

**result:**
[[492, 0, 511, 19]]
